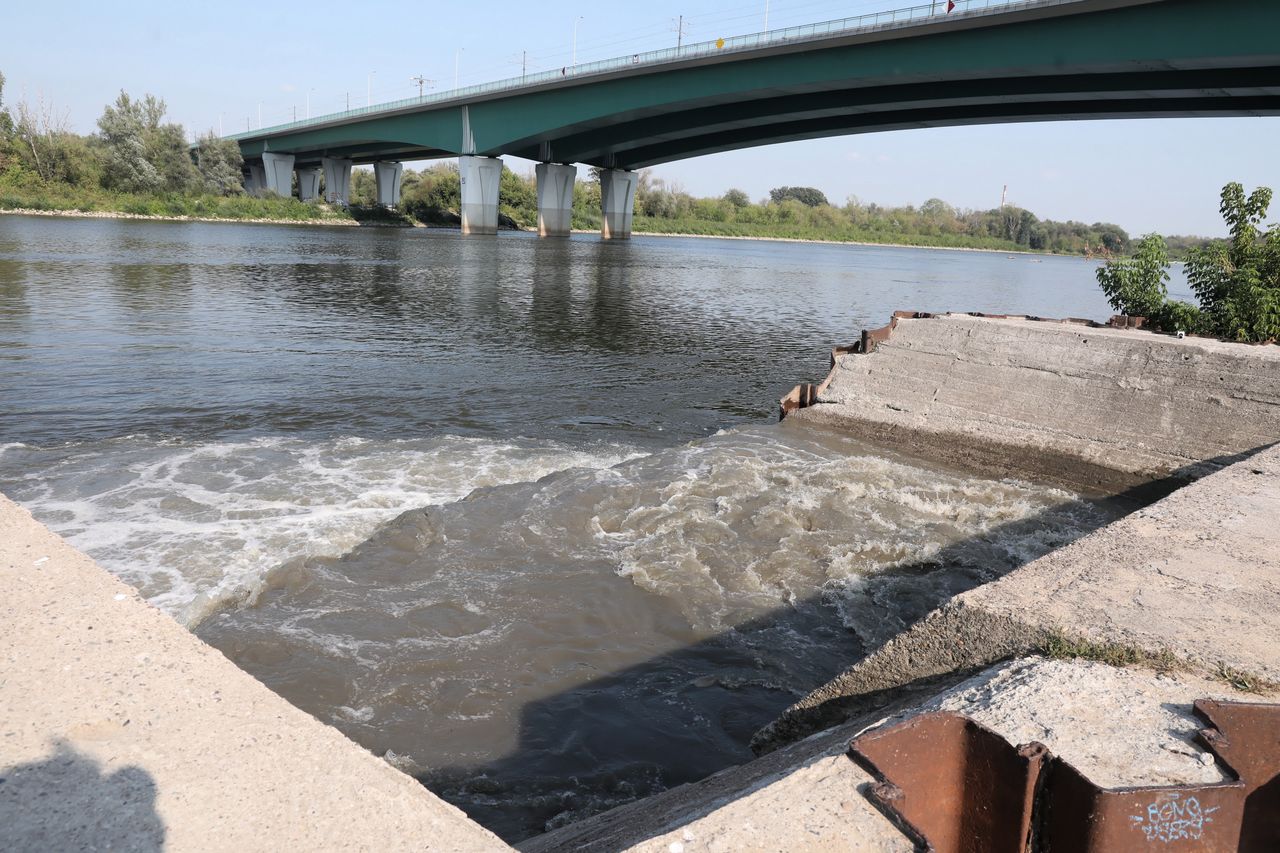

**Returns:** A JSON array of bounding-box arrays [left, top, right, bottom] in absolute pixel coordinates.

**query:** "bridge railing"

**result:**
[[230, 0, 1084, 142]]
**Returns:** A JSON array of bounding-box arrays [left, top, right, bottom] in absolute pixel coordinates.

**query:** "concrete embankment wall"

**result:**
[[0, 494, 510, 852], [788, 313, 1280, 492]]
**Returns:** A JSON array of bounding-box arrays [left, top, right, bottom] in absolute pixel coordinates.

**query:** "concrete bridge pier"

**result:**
[[600, 169, 638, 240], [296, 167, 322, 201], [373, 161, 403, 207], [460, 155, 503, 235], [243, 163, 266, 195], [322, 157, 353, 205], [535, 163, 576, 237], [261, 152, 295, 197]]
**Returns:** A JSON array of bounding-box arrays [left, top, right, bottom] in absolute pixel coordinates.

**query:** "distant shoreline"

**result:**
[[0, 207, 1094, 258], [616, 228, 1061, 257], [0, 207, 362, 228]]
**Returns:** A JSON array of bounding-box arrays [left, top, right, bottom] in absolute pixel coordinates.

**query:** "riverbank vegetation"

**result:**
[[394, 162, 1155, 256], [1097, 182, 1279, 342], [0, 75, 352, 223]]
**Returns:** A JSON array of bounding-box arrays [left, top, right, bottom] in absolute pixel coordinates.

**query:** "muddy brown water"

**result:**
[[0, 215, 1154, 840]]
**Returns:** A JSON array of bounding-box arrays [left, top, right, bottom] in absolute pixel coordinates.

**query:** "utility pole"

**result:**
[[346, 91, 350, 110], [411, 75, 432, 99], [676, 15, 685, 50], [522, 50, 527, 82]]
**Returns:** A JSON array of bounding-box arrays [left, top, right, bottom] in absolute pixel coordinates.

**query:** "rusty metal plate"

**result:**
[[850, 712, 1046, 853], [1035, 758, 1245, 852], [1195, 699, 1280, 852]]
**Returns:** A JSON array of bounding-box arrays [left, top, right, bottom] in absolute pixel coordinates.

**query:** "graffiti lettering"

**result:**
[[1128, 793, 1219, 843]]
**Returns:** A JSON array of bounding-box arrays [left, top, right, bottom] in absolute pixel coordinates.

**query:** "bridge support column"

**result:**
[[374, 161, 403, 207], [322, 157, 353, 205], [535, 163, 576, 238], [296, 167, 321, 201], [600, 169, 638, 240], [460, 155, 503, 236], [261, 152, 295, 197], [244, 163, 266, 195]]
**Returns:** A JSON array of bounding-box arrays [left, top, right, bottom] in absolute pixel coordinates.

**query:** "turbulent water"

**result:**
[[0, 215, 1140, 840]]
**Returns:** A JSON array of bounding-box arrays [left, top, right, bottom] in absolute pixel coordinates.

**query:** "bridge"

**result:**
[[221, 0, 1280, 238]]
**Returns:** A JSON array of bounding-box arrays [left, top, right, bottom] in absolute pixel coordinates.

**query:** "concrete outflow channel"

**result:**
[[3, 313, 1279, 852]]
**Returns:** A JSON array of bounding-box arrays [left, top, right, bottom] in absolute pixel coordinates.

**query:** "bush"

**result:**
[[1186, 183, 1280, 343]]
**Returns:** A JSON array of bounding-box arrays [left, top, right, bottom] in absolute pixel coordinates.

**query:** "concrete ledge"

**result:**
[[0, 494, 509, 852], [754, 441, 1280, 754], [790, 313, 1280, 492]]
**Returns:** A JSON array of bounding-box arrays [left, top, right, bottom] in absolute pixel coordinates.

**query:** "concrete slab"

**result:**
[[0, 494, 509, 853], [795, 314, 1280, 491]]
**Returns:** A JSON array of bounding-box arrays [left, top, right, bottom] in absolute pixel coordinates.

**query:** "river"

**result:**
[[0, 215, 1160, 840]]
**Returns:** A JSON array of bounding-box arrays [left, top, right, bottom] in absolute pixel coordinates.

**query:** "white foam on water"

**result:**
[[0, 434, 646, 625], [591, 429, 1098, 637]]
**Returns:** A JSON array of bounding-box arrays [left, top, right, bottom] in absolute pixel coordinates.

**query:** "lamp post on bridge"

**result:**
[[454, 48, 464, 89], [572, 16, 584, 67]]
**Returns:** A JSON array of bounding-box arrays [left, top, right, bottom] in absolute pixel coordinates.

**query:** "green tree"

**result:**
[[194, 132, 243, 195], [97, 91, 198, 193], [769, 186, 828, 207], [722, 188, 749, 208], [97, 92, 160, 192], [10, 93, 98, 186], [1096, 233, 1201, 333], [0, 71, 14, 165], [400, 161, 461, 223], [1186, 183, 1280, 342], [498, 166, 536, 226], [349, 168, 376, 205]]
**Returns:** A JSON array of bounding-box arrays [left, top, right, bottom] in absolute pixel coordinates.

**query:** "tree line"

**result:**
[[385, 165, 1175, 256], [0, 75, 344, 221]]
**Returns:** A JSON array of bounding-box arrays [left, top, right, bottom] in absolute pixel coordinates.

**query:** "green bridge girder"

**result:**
[[233, 0, 1280, 170]]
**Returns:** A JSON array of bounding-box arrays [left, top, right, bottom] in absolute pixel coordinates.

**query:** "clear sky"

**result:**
[[4, 0, 1275, 236]]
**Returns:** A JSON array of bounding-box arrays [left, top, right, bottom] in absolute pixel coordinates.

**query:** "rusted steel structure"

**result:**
[[848, 702, 1280, 851]]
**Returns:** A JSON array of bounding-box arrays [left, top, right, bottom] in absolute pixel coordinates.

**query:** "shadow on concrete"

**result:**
[[0, 740, 165, 853], [420, 456, 1203, 845]]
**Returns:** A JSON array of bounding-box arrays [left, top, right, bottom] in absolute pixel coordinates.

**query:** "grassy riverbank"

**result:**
[[0, 181, 355, 223], [628, 215, 1028, 251]]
